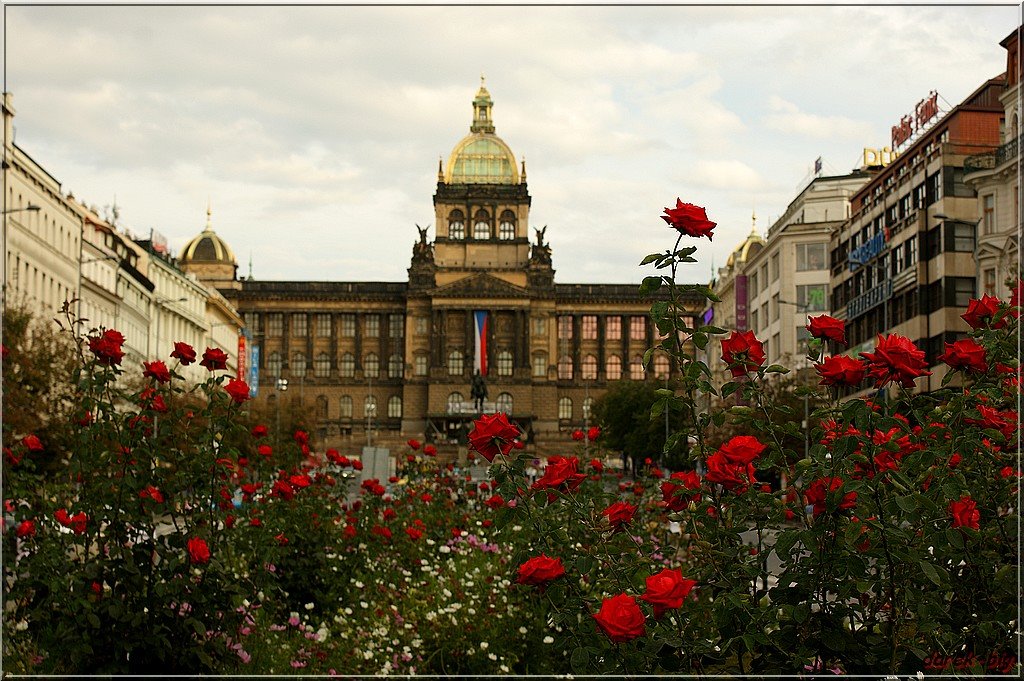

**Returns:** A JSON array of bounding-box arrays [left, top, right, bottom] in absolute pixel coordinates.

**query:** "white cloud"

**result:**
[[763, 96, 875, 140]]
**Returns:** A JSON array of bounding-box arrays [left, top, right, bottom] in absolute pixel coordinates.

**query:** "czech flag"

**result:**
[[474, 311, 489, 376]]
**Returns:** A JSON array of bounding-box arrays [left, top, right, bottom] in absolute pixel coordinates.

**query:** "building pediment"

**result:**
[[431, 272, 530, 299]]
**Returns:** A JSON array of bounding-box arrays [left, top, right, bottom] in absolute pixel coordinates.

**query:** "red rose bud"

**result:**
[[251, 424, 268, 438], [961, 294, 1005, 329], [806, 314, 847, 346], [590, 458, 604, 473], [949, 495, 980, 530], [571, 429, 584, 441], [143, 360, 171, 383], [423, 444, 437, 456], [587, 426, 601, 441], [484, 493, 506, 509], [593, 593, 646, 643], [516, 554, 565, 587], [406, 439, 421, 450], [404, 527, 423, 541], [721, 330, 766, 378], [601, 501, 637, 529], [170, 341, 197, 365], [21, 434, 43, 452], [224, 378, 251, 403], [15, 519, 35, 538], [661, 199, 716, 240], [661, 470, 701, 511]]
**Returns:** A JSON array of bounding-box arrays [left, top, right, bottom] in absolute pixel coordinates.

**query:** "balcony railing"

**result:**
[[996, 133, 1021, 166], [964, 133, 1022, 174]]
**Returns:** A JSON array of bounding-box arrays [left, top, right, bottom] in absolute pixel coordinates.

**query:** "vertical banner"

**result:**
[[248, 344, 260, 398], [735, 275, 748, 331], [473, 310, 489, 376], [237, 333, 247, 381]]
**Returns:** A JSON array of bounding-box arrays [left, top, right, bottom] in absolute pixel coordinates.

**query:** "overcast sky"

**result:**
[[4, 4, 1019, 285]]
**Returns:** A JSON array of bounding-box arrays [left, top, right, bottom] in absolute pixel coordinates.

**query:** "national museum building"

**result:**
[[180, 83, 703, 456]]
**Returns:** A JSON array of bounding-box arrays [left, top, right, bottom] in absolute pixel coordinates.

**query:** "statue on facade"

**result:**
[[530, 225, 552, 266], [534, 224, 547, 247], [470, 370, 488, 412]]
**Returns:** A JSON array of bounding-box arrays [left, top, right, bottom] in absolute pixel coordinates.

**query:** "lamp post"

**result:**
[[1, 205, 40, 215], [276, 375, 289, 446]]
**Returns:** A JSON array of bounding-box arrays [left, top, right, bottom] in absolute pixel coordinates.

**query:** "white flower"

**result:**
[[480, 641, 488, 650], [543, 636, 554, 644], [488, 653, 498, 661], [354, 580, 364, 588], [304, 602, 314, 610], [363, 650, 374, 660], [519, 627, 528, 634], [360, 601, 369, 609]]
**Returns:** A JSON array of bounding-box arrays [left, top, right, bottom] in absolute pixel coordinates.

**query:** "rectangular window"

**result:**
[[532, 317, 547, 337], [760, 264, 768, 287], [796, 326, 810, 357], [292, 314, 307, 337], [605, 316, 621, 340], [581, 315, 597, 340], [984, 268, 996, 296], [629, 316, 646, 340], [557, 315, 573, 340], [951, 277, 975, 308], [267, 313, 283, 337], [415, 317, 428, 335], [771, 293, 780, 322], [340, 314, 356, 337], [796, 284, 827, 312], [949, 222, 975, 252], [905, 237, 917, 269], [750, 309, 759, 332], [771, 253, 780, 281], [772, 332, 780, 362], [760, 302, 768, 328], [532, 355, 547, 377], [389, 314, 404, 338], [749, 271, 758, 297], [899, 195, 911, 218], [796, 242, 827, 271], [365, 315, 379, 338], [243, 312, 258, 333], [316, 314, 331, 337], [926, 171, 942, 206], [414, 355, 428, 376]]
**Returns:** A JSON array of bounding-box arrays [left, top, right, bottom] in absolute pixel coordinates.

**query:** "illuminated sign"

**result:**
[[848, 280, 893, 319], [862, 146, 899, 167], [237, 333, 247, 381], [248, 342, 260, 398], [848, 229, 890, 269], [891, 91, 939, 151]]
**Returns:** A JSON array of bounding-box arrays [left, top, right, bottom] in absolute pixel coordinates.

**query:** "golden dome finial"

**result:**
[[206, 199, 213, 232]]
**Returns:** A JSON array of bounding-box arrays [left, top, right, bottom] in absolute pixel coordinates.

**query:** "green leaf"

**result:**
[[640, 253, 665, 266], [639, 276, 664, 296], [774, 531, 798, 559], [570, 646, 589, 672], [919, 561, 942, 586]]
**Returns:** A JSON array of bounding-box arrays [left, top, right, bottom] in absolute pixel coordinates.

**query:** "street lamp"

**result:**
[[276, 377, 289, 446], [1, 204, 40, 215]]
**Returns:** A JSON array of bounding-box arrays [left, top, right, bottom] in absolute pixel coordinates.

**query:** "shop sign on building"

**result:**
[[891, 90, 940, 151], [848, 229, 890, 270]]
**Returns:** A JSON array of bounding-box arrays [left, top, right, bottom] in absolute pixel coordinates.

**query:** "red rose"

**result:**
[[593, 593, 646, 643], [661, 471, 701, 511], [352, 460, 363, 471], [806, 315, 847, 346], [859, 334, 931, 389], [143, 360, 171, 383], [641, 568, 696, 618], [15, 519, 35, 538], [88, 329, 125, 366], [805, 477, 857, 518], [938, 339, 988, 374], [704, 452, 751, 491], [961, 294, 1005, 329], [721, 330, 766, 378], [949, 496, 980, 530], [170, 341, 197, 365], [54, 508, 71, 527], [571, 429, 585, 441], [187, 537, 210, 564], [484, 494, 505, 509], [372, 525, 392, 541], [588, 426, 601, 441], [716, 435, 766, 465], [404, 527, 423, 541], [516, 554, 565, 587], [601, 501, 637, 529], [531, 456, 586, 493], [406, 439, 421, 450], [661, 199, 716, 241], [224, 378, 251, 403], [590, 458, 604, 473], [468, 413, 520, 462], [257, 444, 272, 458], [251, 424, 268, 438], [423, 444, 437, 457], [200, 347, 228, 371], [21, 434, 43, 452], [69, 512, 88, 535], [816, 355, 866, 387], [139, 485, 165, 503]]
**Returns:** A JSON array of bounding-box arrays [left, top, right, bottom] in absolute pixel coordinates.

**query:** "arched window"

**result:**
[[364, 395, 377, 417], [388, 354, 403, 379], [267, 351, 282, 377], [473, 210, 490, 239], [447, 392, 465, 413], [339, 352, 355, 378], [606, 354, 622, 381], [314, 352, 330, 377], [496, 350, 513, 376], [364, 353, 379, 378], [653, 354, 670, 379], [558, 397, 573, 420], [583, 397, 594, 419], [496, 392, 513, 415], [532, 353, 548, 378], [448, 350, 464, 376], [630, 354, 644, 380], [414, 354, 428, 376], [449, 210, 465, 239], [316, 395, 328, 419], [499, 210, 515, 240], [291, 352, 307, 375], [557, 355, 573, 380], [339, 395, 353, 418], [387, 396, 402, 418], [581, 354, 597, 380]]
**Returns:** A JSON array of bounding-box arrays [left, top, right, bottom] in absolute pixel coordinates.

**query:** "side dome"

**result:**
[[443, 78, 520, 185]]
